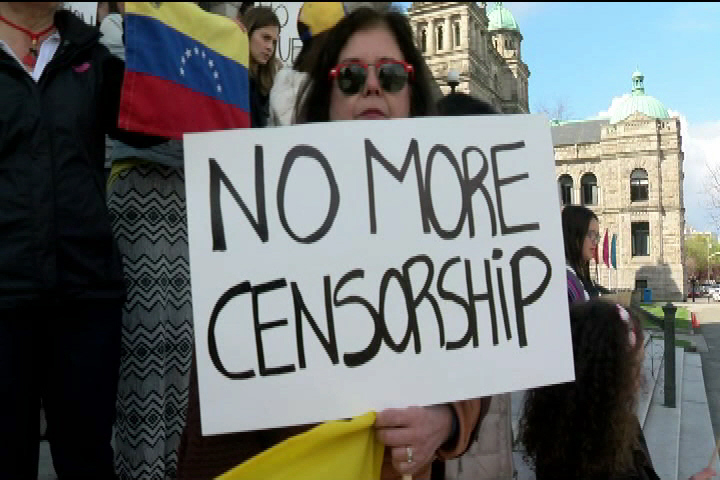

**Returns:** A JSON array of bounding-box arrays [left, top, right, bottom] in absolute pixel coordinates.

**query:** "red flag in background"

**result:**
[[602, 229, 610, 268]]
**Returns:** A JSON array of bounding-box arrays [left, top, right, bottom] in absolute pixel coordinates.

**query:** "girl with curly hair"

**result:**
[[518, 300, 716, 480]]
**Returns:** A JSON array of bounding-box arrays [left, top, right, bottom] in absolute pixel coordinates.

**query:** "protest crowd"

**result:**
[[0, 1, 717, 479]]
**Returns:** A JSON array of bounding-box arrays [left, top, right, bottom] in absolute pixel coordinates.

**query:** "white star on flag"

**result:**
[[178, 44, 225, 98]]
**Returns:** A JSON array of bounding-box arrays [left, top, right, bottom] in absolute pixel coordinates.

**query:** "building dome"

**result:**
[[488, 2, 519, 32], [609, 70, 670, 124]]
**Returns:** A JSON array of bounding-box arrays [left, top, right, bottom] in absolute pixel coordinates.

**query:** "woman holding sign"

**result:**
[[176, 7, 488, 480]]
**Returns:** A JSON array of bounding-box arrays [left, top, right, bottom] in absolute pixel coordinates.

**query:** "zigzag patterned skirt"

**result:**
[[108, 165, 193, 480]]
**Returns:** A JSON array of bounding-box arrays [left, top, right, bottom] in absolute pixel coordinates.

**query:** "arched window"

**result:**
[[630, 168, 649, 202], [558, 175, 573, 206], [437, 25, 443, 51], [581, 173, 598, 205], [421, 28, 427, 53], [454, 23, 461, 47]]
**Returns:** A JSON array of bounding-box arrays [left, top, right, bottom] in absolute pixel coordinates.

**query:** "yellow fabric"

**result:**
[[217, 412, 384, 480], [125, 2, 249, 66], [107, 158, 148, 191], [297, 2, 347, 37]]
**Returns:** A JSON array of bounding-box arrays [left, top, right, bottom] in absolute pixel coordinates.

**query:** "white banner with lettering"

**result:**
[[184, 115, 574, 435]]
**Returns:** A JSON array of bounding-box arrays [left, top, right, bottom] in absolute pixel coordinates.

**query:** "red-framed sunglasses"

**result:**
[[329, 60, 414, 95]]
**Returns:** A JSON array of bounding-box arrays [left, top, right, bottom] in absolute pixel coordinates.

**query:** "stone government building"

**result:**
[[408, 3, 686, 300]]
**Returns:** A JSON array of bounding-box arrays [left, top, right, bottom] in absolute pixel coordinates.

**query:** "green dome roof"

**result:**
[[488, 3, 519, 31], [609, 71, 670, 124]]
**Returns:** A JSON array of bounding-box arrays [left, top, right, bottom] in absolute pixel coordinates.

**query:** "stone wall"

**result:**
[[409, 2, 528, 113], [555, 113, 685, 300]]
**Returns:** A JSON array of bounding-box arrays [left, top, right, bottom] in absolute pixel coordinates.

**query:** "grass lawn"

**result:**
[[640, 304, 691, 330]]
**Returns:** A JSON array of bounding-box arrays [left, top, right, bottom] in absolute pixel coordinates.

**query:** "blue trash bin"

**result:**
[[643, 288, 652, 303]]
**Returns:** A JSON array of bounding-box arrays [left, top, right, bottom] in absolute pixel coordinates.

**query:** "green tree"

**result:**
[[685, 235, 720, 281]]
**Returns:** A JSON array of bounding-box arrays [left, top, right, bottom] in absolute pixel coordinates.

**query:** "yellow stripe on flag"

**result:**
[[125, 2, 248, 66], [217, 412, 384, 480]]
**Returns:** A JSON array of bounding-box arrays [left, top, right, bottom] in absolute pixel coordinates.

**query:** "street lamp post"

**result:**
[[447, 69, 459, 94]]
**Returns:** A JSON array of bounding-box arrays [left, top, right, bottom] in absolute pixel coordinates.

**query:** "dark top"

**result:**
[[0, 10, 152, 308], [249, 76, 269, 128]]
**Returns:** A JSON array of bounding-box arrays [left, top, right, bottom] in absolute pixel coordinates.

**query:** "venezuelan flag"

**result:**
[[118, 2, 250, 139]]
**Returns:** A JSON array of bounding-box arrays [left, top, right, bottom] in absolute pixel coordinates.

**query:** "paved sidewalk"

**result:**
[[693, 306, 720, 443]]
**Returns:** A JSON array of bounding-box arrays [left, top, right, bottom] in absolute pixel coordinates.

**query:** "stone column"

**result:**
[[445, 16, 451, 51]]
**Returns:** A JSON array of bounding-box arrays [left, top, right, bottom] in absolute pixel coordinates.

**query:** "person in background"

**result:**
[[562, 204, 603, 303], [268, 2, 346, 127], [0, 1, 132, 478], [519, 300, 716, 480], [103, 4, 214, 478], [241, 6, 280, 127], [176, 8, 488, 480]]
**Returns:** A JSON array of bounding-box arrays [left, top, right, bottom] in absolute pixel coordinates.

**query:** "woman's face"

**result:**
[[582, 218, 600, 263], [329, 25, 411, 121], [249, 25, 279, 66]]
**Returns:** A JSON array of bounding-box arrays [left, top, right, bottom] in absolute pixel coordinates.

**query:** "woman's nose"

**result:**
[[363, 66, 381, 96]]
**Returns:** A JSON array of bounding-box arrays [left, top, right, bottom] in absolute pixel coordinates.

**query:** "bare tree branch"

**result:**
[[534, 98, 574, 122]]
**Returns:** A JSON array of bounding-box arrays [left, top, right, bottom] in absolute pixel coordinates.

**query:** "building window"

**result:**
[[630, 168, 649, 202], [581, 173, 598, 205], [558, 175, 573, 206], [635, 279, 648, 290], [454, 23, 461, 47], [421, 28, 427, 52], [436, 25, 443, 51], [631, 222, 650, 257]]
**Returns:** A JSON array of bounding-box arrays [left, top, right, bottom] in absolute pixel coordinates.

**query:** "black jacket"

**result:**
[[0, 10, 127, 308], [249, 76, 269, 128]]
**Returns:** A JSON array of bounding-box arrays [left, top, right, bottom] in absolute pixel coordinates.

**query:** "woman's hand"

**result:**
[[689, 466, 717, 480], [375, 405, 454, 476]]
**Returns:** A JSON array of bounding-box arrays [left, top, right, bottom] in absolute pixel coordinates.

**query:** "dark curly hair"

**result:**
[[295, 7, 437, 123], [518, 299, 645, 478]]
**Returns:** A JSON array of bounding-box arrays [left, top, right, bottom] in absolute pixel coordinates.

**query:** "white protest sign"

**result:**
[[255, 2, 303, 66], [184, 115, 575, 435], [64, 2, 99, 26]]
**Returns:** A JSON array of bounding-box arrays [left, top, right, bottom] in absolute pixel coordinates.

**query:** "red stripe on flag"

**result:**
[[118, 71, 250, 139]]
